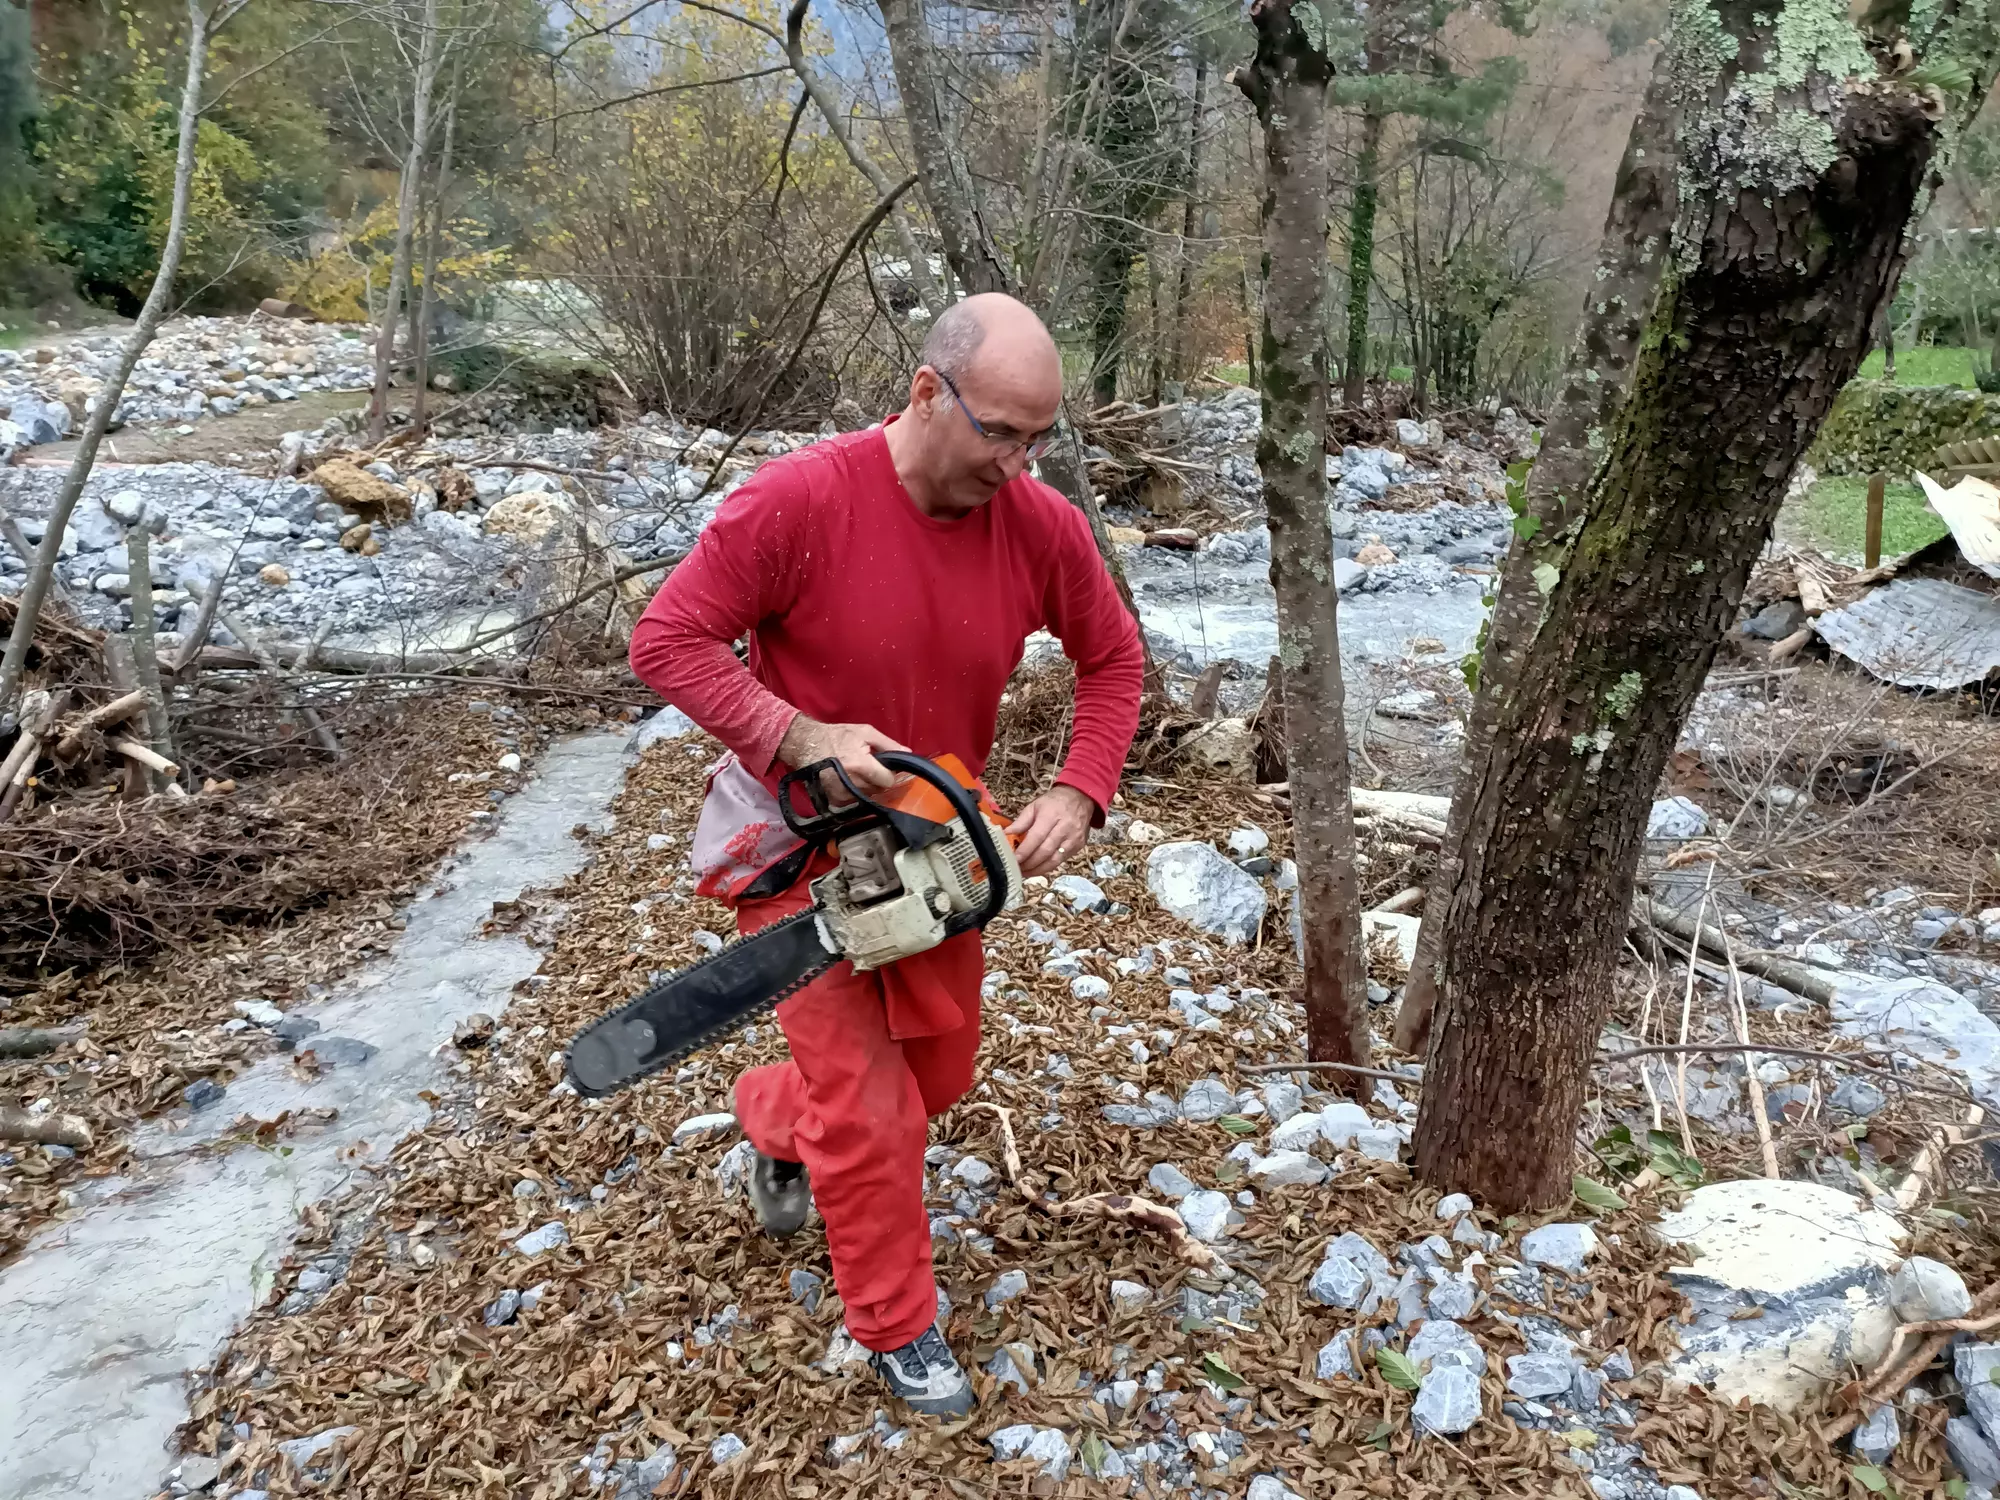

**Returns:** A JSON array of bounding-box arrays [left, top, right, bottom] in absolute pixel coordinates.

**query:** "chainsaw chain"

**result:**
[[563, 909, 835, 1094]]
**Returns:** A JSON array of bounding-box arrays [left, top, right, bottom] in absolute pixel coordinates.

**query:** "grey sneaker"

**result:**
[[869, 1326, 974, 1418], [747, 1151, 811, 1238]]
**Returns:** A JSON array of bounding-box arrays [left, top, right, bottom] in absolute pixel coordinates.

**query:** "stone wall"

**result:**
[[1808, 380, 2000, 476]]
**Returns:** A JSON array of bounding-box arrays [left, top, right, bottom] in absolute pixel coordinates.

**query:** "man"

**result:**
[[628, 293, 1144, 1417]]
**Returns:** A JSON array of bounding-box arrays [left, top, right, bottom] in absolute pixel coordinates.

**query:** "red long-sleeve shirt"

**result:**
[[628, 422, 1144, 815]]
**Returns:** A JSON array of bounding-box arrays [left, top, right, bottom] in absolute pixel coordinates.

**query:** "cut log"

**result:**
[[0, 1106, 94, 1149], [0, 1023, 85, 1057], [192, 642, 521, 677], [109, 737, 179, 776]]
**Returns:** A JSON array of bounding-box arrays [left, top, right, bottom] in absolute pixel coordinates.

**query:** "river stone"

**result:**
[[1506, 1352, 1577, 1398], [1179, 1078, 1236, 1122], [1852, 1404, 1900, 1465], [1521, 1222, 1598, 1275], [1656, 1179, 1904, 1414], [1147, 1162, 1198, 1200], [1249, 1149, 1329, 1188], [1269, 1112, 1327, 1152], [1950, 1417, 2000, 1491], [1890, 1256, 1971, 1322], [1308, 1253, 1369, 1309], [1413, 1364, 1480, 1435], [1647, 796, 1710, 840], [1145, 842, 1267, 944], [1178, 1189, 1234, 1242], [1407, 1317, 1488, 1374], [278, 1426, 357, 1470], [1831, 973, 2000, 1106]]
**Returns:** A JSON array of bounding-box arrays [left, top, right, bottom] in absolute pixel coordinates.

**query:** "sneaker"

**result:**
[[869, 1326, 974, 1418], [747, 1150, 811, 1238]]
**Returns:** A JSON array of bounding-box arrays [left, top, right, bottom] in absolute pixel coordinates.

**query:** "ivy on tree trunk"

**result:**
[[1340, 107, 1381, 410], [1408, 0, 1993, 1211], [1235, 0, 1369, 1071]]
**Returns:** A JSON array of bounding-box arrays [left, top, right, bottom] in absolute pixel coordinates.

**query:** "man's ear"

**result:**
[[910, 365, 941, 409]]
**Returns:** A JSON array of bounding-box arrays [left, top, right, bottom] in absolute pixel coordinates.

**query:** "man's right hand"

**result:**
[[778, 715, 909, 804]]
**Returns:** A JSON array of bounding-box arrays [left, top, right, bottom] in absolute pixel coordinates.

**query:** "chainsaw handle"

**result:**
[[873, 751, 1011, 934], [776, 757, 885, 842]]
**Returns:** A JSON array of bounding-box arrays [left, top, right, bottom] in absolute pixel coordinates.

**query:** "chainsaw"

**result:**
[[564, 751, 1022, 1099]]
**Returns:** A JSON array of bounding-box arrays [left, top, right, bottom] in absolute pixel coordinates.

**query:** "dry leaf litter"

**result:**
[[149, 725, 1981, 1500]]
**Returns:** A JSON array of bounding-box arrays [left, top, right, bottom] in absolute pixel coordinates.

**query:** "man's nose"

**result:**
[[997, 446, 1032, 481]]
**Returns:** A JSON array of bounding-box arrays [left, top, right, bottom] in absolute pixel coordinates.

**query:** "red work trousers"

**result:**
[[730, 867, 984, 1353]]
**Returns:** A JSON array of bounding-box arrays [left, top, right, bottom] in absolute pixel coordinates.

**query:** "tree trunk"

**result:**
[[785, 0, 946, 316], [1088, 240, 1134, 407], [877, 0, 1011, 296], [412, 99, 455, 435], [1235, 0, 1368, 1071], [1168, 57, 1208, 385], [368, 0, 441, 445], [1409, 9, 1972, 1212], [1339, 107, 1382, 410], [0, 0, 217, 711]]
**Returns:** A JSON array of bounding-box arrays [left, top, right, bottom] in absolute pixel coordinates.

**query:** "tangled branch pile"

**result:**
[[0, 696, 556, 985]]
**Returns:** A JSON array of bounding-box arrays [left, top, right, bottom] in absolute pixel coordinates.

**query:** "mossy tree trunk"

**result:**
[[1339, 106, 1382, 409], [1408, 0, 1993, 1211], [1235, 0, 1369, 1071]]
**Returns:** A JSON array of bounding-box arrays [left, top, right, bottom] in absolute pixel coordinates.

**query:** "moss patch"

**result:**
[[1806, 380, 2000, 475]]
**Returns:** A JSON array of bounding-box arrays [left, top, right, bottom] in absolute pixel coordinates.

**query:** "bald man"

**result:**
[[629, 294, 1144, 1416]]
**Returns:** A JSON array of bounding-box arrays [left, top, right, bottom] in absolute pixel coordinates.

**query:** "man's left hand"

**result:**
[[1005, 784, 1097, 878]]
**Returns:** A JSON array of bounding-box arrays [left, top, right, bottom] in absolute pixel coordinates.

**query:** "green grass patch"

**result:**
[[1855, 344, 1980, 389], [1785, 474, 1949, 561], [1210, 361, 1250, 387]]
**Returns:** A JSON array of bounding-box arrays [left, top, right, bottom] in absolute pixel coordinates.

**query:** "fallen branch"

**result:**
[[1822, 1280, 2000, 1443], [1033, 1192, 1233, 1278], [0, 1023, 85, 1057], [0, 1106, 94, 1149], [1723, 927, 1782, 1179], [1236, 1059, 1423, 1084], [190, 640, 523, 677], [1641, 896, 1839, 1004], [1599, 1043, 1978, 1105], [1374, 886, 1426, 915], [1896, 1101, 1985, 1212], [53, 689, 146, 762], [216, 610, 342, 761]]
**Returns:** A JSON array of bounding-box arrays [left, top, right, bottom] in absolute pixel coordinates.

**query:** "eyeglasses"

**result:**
[[935, 369, 1060, 460]]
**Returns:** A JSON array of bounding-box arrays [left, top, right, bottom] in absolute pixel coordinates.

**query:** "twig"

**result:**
[[0, 1106, 93, 1150], [969, 1101, 1022, 1185], [1031, 1192, 1233, 1278], [694, 173, 919, 498], [126, 527, 176, 789], [0, 499, 68, 607], [1897, 1101, 1985, 1211], [171, 568, 228, 674], [1723, 926, 1781, 1179], [1672, 870, 1715, 1155], [1599, 1044, 1978, 1104]]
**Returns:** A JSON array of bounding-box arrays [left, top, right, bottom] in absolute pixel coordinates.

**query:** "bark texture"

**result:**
[[1410, 2, 1979, 1211], [877, 0, 1012, 296], [1236, 0, 1369, 1071]]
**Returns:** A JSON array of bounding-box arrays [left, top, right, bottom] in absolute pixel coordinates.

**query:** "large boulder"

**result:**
[[483, 489, 575, 542], [1146, 841, 1267, 944], [310, 459, 410, 522], [1831, 973, 2000, 1107], [1656, 1179, 1905, 1414]]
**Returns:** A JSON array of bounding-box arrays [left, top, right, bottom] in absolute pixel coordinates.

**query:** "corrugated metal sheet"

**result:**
[[1813, 576, 2000, 689]]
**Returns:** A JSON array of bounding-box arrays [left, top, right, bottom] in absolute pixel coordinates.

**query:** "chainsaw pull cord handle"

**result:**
[[871, 750, 1011, 934]]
